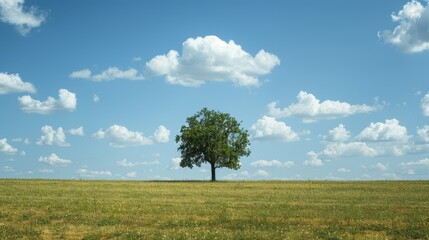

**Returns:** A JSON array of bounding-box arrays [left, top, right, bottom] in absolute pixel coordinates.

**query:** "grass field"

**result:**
[[0, 180, 428, 239]]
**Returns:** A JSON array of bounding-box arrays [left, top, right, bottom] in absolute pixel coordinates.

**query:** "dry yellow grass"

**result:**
[[0, 180, 428, 239]]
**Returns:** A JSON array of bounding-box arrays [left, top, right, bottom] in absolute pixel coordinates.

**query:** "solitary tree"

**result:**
[[175, 108, 251, 181]]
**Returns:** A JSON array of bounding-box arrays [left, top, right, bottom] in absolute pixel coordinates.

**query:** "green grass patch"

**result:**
[[0, 180, 428, 239]]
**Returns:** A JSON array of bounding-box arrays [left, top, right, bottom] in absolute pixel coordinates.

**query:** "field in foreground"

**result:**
[[0, 180, 428, 239]]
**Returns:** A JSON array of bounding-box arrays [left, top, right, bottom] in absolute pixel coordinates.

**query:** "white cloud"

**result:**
[[36, 125, 70, 147], [68, 126, 84, 136], [38, 153, 72, 166], [70, 67, 144, 81], [356, 119, 410, 142], [93, 94, 100, 103], [337, 168, 351, 173], [18, 89, 76, 114], [0, 72, 36, 94], [92, 124, 153, 148], [254, 169, 270, 177], [379, 0, 429, 53], [319, 142, 378, 159], [222, 171, 252, 180], [117, 158, 160, 167], [0, 138, 17, 155], [3, 166, 15, 172], [311, 118, 425, 160], [422, 93, 429, 116], [92, 129, 105, 139], [39, 168, 53, 173], [303, 151, 324, 166], [146, 35, 280, 87], [117, 159, 139, 167], [251, 116, 299, 142], [77, 168, 112, 178], [383, 173, 401, 180], [133, 57, 142, 62], [222, 173, 238, 180], [70, 69, 91, 79], [326, 124, 351, 142], [239, 171, 250, 178], [0, 0, 46, 36], [126, 172, 137, 178], [142, 160, 160, 166], [153, 125, 170, 143], [267, 91, 378, 123], [93, 124, 170, 147], [170, 157, 181, 170], [417, 125, 429, 142], [374, 162, 388, 171], [250, 160, 294, 168], [399, 158, 429, 168]]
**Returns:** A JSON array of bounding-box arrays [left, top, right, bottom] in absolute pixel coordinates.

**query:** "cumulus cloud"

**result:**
[[13, 138, 30, 144], [69, 69, 91, 79], [422, 93, 429, 116], [0, 72, 36, 94], [251, 116, 299, 142], [93, 94, 100, 103], [92, 124, 153, 148], [117, 159, 139, 167], [267, 91, 378, 123], [18, 89, 76, 114], [0, 138, 17, 155], [70, 67, 144, 81], [326, 124, 351, 142], [153, 125, 170, 143], [319, 142, 378, 159], [373, 162, 388, 171], [337, 168, 351, 173], [92, 129, 105, 139], [36, 125, 70, 147], [356, 119, 410, 142], [0, 0, 46, 36], [379, 0, 429, 53], [417, 125, 429, 142], [77, 168, 112, 178], [254, 169, 270, 177], [68, 126, 84, 136], [399, 158, 429, 168], [309, 119, 421, 160], [38, 168, 53, 173], [222, 171, 251, 180], [250, 160, 294, 168], [142, 160, 160, 166], [93, 124, 170, 147], [303, 151, 324, 166], [3, 166, 15, 172], [38, 153, 72, 166], [170, 157, 181, 170], [146, 35, 280, 87], [126, 172, 137, 178]]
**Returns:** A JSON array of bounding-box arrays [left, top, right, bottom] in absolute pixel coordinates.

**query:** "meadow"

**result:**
[[0, 180, 428, 239]]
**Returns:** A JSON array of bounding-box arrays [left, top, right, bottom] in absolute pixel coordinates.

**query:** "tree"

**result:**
[[175, 108, 251, 181]]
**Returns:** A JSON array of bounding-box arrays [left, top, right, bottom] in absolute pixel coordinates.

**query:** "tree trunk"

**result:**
[[210, 163, 216, 181]]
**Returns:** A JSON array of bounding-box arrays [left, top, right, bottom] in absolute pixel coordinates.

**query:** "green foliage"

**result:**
[[176, 108, 251, 181]]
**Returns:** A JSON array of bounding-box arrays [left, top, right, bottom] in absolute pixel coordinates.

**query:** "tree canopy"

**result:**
[[175, 108, 251, 181]]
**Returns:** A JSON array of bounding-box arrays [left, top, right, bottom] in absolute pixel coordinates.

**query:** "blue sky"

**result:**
[[1, 0, 429, 180]]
